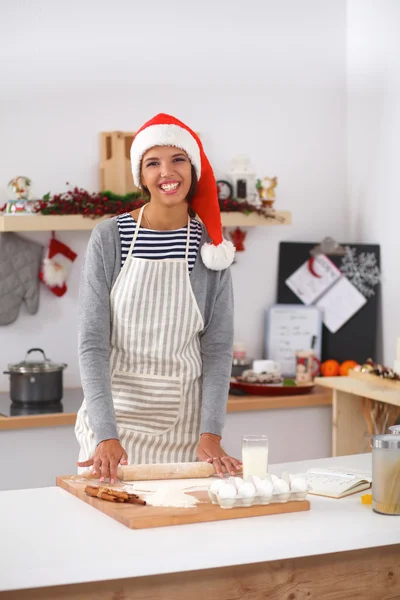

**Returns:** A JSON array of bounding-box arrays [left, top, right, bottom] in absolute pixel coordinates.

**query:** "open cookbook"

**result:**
[[305, 467, 372, 499]]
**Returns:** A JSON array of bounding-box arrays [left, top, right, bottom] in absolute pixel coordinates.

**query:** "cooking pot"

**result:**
[[3, 348, 67, 405]]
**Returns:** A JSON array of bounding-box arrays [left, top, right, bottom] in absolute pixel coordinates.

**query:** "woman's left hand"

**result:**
[[196, 433, 242, 477]]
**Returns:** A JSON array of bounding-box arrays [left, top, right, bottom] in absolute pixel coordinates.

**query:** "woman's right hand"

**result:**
[[77, 439, 128, 484]]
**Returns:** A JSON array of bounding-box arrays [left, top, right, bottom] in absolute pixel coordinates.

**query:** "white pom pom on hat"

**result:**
[[130, 113, 235, 270]]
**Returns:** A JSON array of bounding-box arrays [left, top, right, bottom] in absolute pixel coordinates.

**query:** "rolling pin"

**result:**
[[82, 462, 216, 481]]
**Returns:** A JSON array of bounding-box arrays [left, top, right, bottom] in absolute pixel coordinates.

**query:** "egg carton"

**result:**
[[208, 473, 309, 510], [208, 488, 308, 509]]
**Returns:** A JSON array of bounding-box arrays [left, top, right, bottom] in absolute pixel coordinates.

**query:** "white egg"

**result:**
[[238, 482, 256, 498], [229, 476, 244, 490], [270, 474, 280, 484], [252, 475, 262, 487], [289, 472, 307, 482], [273, 478, 290, 493], [281, 471, 291, 486], [217, 483, 237, 499], [290, 476, 308, 492], [209, 479, 226, 494], [255, 480, 274, 497]]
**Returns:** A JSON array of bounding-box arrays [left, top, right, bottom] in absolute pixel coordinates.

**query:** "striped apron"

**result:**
[[75, 205, 204, 466]]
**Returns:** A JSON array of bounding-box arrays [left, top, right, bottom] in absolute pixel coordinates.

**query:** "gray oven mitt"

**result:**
[[0, 232, 44, 325]]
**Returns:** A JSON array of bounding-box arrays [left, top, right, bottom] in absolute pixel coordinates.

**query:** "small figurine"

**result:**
[[6, 176, 36, 214], [257, 176, 278, 208], [7, 176, 32, 200]]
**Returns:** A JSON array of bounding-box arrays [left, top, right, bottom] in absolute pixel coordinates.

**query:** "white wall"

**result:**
[[347, 0, 400, 365], [0, 0, 348, 390]]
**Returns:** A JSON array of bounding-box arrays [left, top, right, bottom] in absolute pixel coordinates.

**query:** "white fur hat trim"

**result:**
[[201, 239, 235, 270]]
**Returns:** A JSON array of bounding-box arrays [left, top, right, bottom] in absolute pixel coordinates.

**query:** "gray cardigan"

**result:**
[[78, 217, 234, 446]]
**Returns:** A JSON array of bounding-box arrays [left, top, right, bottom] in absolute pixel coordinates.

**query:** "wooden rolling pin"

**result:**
[[82, 462, 216, 481]]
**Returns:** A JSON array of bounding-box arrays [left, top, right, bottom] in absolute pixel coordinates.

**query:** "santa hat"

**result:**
[[130, 113, 235, 270]]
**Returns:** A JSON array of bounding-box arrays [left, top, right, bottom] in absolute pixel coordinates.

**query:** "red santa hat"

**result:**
[[130, 113, 235, 270]]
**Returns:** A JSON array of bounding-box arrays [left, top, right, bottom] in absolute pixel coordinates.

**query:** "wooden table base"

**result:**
[[1, 544, 399, 600]]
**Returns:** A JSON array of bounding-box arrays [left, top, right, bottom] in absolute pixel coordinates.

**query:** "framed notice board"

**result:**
[[265, 304, 323, 377], [277, 242, 381, 364]]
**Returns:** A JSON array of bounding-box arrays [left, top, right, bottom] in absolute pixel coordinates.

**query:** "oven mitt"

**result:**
[[0, 232, 43, 325]]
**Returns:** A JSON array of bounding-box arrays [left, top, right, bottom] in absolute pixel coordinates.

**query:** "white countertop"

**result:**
[[1, 453, 399, 592]]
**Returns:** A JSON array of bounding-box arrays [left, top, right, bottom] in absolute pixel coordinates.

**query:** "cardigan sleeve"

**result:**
[[78, 224, 119, 446], [199, 267, 234, 436]]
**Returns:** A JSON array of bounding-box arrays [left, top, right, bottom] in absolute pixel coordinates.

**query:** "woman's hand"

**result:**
[[196, 433, 242, 477], [77, 439, 128, 484]]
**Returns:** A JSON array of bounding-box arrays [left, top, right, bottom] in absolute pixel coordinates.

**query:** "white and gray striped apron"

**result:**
[[75, 205, 204, 465]]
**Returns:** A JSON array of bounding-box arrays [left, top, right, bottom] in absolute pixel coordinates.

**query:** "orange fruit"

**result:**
[[339, 360, 359, 376], [320, 359, 341, 377]]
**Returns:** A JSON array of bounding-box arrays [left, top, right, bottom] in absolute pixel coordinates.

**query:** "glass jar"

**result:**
[[372, 433, 400, 516], [388, 425, 400, 435]]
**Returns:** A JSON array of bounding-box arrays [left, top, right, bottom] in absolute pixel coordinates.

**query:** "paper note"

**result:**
[[285, 255, 341, 305], [316, 277, 367, 333]]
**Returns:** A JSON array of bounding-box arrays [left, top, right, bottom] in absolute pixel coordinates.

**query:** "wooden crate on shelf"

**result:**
[[100, 131, 139, 195]]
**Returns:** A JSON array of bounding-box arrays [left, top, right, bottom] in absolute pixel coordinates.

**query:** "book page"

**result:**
[[307, 467, 372, 481], [306, 468, 372, 497]]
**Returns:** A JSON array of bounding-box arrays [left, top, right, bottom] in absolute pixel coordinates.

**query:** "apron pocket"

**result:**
[[111, 371, 182, 435]]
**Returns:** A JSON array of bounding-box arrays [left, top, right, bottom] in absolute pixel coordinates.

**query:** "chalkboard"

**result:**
[[277, 242, 381, 364], [265, 304, 323, 376]]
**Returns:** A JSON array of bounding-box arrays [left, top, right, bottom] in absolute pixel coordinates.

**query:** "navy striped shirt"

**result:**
[[116, 212, 202, 272]]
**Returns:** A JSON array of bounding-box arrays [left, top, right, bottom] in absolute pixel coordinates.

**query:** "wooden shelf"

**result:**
[[227, 385, 332, 412], [315, 376, 400, 408], [0, 211, 292, 232], [0, 386, 331, 431]]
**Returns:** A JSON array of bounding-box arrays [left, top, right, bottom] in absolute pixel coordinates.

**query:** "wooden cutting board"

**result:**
[[348, 369, 400, 390], [56, 476, 310, 530]]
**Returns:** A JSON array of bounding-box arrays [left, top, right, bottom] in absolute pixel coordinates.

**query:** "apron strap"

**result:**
[[127, 204, 146, 259], [185, 214, 191, 262]]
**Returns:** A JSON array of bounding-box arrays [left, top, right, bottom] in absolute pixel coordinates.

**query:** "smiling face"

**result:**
[[140, 146, 193, 209]]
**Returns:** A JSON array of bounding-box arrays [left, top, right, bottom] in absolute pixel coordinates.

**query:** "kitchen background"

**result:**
[[0, 0, 399, 390]]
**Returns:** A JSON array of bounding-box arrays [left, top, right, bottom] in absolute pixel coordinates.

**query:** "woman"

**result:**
[[75, 113, 240, 484]]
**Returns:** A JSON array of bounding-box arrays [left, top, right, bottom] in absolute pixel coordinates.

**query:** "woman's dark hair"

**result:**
[[186, 165, 198, 218], [141, 164, 198, 218]]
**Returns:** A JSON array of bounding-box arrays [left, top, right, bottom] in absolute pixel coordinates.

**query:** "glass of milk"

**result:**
[[242, 435, 269, 481]]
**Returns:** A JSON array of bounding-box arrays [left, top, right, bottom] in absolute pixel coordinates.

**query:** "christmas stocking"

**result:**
[[39, 233, 77, 297]]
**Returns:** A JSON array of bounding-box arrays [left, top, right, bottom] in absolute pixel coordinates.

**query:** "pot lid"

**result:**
[[8, 348, 67, 374]]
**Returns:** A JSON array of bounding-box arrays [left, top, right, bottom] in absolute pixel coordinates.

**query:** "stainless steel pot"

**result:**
[[3, 348, 67, 405]]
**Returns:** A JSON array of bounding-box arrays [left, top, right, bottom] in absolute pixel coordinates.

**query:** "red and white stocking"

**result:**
[[39, 233, 77, 297]]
